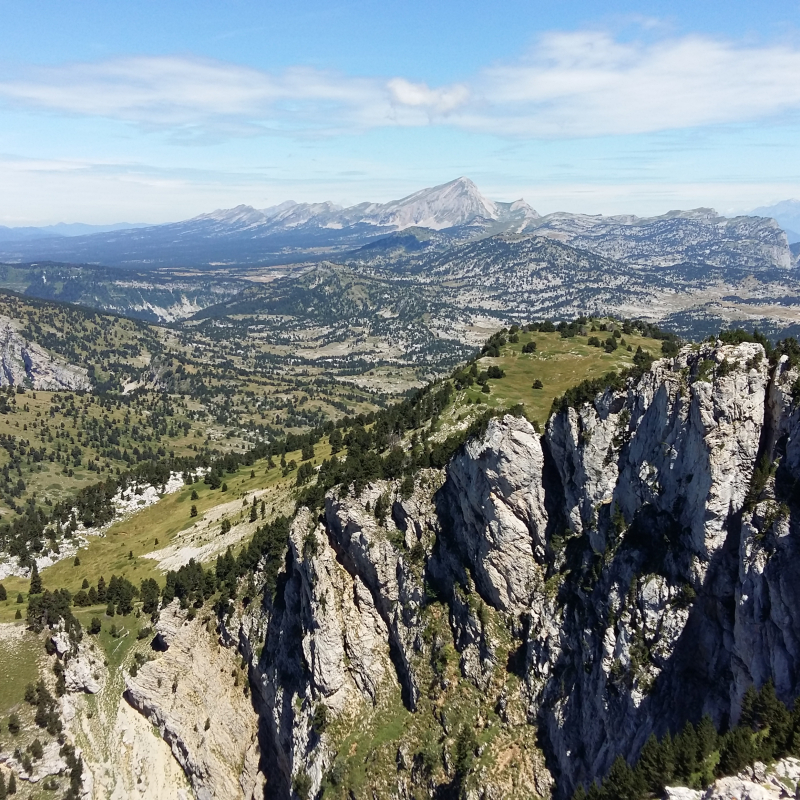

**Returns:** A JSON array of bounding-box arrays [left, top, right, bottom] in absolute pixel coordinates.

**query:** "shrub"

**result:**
[[292, 771, 312, 800]]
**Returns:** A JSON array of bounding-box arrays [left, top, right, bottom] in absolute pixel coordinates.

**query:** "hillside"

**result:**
[[0, 317, 676, 798], [348, 233, 800, 341], [0, 262, 249, 323]]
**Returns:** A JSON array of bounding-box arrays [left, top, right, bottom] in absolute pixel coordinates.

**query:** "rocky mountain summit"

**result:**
[[206, 339, 800, 798]]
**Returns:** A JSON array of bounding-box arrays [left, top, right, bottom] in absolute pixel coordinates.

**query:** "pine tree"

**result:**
[[696, 715, 717, 761], [740, 685, 758, 728], [0, 583, 5, 601], [717, 727, 755, 777], [0, 770, 6, 800], [636, 732, 672, 794], [673, 721, 698, 782], [97, 575, 107, 603], [6, 773, 14, 795], [29, 562, 42, 595], [601, 755, 645, 800], [755, 680, 791, 759], [585, 784, 602, 800]]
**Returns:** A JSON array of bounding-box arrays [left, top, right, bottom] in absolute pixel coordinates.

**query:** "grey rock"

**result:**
[[0, 314, 91, 390]]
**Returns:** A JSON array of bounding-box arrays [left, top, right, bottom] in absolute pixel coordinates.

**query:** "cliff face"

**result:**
[[237, 341, 800, 798], [125, 602, 263, 800], [0, 314, 90, 390]]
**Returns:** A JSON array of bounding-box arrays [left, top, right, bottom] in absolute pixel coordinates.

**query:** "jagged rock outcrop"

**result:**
[[0, 313, 90, 390], [438, 415, 548, 613], [124, 602, 263, 800], [232, 340, 800, 799]]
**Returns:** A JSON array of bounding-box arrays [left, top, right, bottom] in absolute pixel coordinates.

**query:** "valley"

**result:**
[[1, 177, 800, 800]]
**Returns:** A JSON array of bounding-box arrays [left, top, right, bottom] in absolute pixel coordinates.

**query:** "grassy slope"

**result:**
[[447, 326, 659, 428], [0, 440, 334, 623]]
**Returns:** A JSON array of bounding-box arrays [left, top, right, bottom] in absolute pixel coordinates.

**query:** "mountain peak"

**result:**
[[370, 176, 499, 230]]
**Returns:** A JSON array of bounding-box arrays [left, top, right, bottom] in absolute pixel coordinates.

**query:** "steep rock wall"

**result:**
[[236, 341, 800, 799]]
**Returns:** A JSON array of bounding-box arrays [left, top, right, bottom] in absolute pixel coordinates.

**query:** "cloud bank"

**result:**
[[2, 29, 800, 138]]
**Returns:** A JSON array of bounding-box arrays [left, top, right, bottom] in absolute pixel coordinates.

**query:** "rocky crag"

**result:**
[[0, 313, 90, 390], [124, 602, 263, 800], [221, 339, 800, 798]]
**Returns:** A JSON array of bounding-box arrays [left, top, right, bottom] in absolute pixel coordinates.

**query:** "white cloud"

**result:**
[[466, 31, 800, 136], [2, 29, 800, 139], [386, 78, 469, 115]]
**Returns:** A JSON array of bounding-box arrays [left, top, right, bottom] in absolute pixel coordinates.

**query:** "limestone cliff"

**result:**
[[124, 602, 263, 800], [0, 313, 90, 390], [224, 340, 800, 799]]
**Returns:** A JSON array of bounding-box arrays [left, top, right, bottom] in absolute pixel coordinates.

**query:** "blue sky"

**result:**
[[1, 0, 799, 224]]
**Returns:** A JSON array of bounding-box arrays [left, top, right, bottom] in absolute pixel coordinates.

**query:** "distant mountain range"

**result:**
[[0, 221, 152, 242], [0, 177, 793, 270]]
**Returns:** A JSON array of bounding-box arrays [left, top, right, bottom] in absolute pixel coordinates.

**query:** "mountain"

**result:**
[[195, 176, 538, 233], [342, 231, 800, 340], [0, 178, 539, 268], [0, 261, 250, 322], [751, 199, 800, 243], [170, 337, 800, 799], [0, 178, 791, 275], [525, 208, 792, 270], [0, 221, 151, 242]]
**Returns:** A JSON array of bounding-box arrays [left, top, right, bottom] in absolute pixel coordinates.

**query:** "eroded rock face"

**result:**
[[0, 314, 90, 390], [441, 415, 548, 612], [124, 602, 263, 800], [227, 341, 800, 799]]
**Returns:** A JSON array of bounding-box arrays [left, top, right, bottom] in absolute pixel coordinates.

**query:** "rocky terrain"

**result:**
[[124, 602, 263, 800], [525, 208, 791, 271], [0, 312, 90, 390], [7, 333, 800, 799], [201, 339, 800, 798]]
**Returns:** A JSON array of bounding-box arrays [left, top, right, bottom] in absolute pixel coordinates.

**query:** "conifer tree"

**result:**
[[695, 715, 717, 762], [740, 685, 758, 728], [571, 784, 586, 800], [673, 721, 698, 781], [636, 732, 672, 794], [29, 562, 42, 595], [601, 755, 644, 800], [756, 680, 791, 759]]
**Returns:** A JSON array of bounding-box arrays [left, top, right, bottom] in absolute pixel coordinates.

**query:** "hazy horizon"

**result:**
[[1, 1, 799, 225]]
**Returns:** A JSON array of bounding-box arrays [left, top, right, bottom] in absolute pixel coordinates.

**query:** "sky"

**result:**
[[1, 0, 800, 224]]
